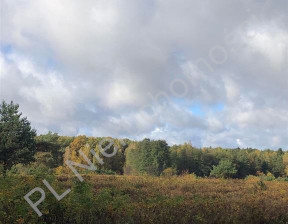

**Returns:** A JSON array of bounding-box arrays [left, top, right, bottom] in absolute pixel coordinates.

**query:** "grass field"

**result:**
[[1, 174, 288, 224]]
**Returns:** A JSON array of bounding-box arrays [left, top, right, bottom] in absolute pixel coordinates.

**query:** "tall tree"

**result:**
[[63, 136, 127, 174], [125, 138, 170, 176], [0, 101, 36, 176], [170, 143, 207, 176]]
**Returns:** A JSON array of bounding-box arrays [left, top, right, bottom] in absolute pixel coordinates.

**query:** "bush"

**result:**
[[7, 163, 52, 177], [253, 179, 267, 193], [210, 160, 237, 179], [245, 175, 259, 181], [94, 169, 116, 175], [162, 168, 177, 177], [263, 172, 276, 181]]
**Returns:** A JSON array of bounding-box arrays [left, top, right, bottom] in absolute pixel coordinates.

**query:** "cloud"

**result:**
[[1, 0, 288, 149], [245, 27, 288, 68]]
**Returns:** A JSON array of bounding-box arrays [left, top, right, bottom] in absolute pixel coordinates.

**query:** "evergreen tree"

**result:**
[[0, 101, 36, 176]]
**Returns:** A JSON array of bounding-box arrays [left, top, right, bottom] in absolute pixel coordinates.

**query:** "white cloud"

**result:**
[[90, 1, 118, 31], [1, 0, 288, 149], [245, 28, 288, 67], [0, 53, 75, 126]]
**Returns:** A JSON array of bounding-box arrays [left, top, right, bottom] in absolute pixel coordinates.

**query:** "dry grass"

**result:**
[[1, 174, 288, 223]]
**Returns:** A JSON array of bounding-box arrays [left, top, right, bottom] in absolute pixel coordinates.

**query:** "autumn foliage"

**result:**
[[1, 174, 288, 223]]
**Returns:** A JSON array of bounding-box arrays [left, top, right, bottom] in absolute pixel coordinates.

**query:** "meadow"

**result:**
[[1, 103, 288, 224], [1, 174, 288, 224]]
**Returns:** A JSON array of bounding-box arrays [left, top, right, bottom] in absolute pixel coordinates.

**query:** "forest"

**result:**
[[3, 122, 288, 180], [16, 133, 288, 180]]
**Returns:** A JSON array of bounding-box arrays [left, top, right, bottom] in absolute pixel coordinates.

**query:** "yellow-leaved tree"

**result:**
[[63, 136, 127, 174]]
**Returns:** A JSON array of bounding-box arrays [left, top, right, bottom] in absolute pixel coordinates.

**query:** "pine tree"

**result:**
[[0, 101, 36, 176]]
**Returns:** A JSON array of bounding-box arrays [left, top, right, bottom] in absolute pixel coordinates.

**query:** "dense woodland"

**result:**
[[1, 101, 288, 180], [28, 133, 288, 179]]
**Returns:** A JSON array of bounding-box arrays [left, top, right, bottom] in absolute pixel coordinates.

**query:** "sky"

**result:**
[[0, 0, 288, 149]]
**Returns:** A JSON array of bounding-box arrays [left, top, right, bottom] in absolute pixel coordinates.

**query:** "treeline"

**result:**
[[13, 132, 286, 179], [1, 101, 288, 179]]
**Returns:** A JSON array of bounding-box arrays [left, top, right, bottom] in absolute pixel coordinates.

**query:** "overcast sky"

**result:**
[[1, 0, 288, 149]]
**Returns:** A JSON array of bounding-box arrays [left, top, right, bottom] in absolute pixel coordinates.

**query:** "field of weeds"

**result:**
[[1, 174, 288, 224]]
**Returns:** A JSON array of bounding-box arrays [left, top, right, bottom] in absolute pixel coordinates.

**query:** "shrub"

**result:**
[[162, 168, 177, 177], [210, 160, 237, 179], [253, 179, 267, 193], [263, 172, 276, 181]]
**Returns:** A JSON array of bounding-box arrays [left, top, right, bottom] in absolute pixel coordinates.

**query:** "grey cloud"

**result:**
[[1, 0, 288, 149]]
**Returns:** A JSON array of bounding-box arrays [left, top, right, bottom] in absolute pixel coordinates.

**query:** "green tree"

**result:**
[[93, 137, 127, 174], [210, 159, 237, 178], [234, 151, 251, 178], [170, 144, 211, 176], [0, 101, 36, 176], [36, 132, 62, 168], [125, 138, 170, 176], [270, 154, 285, 178]]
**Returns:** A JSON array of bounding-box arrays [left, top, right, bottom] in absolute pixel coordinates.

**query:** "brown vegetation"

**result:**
[[1, 174, 288, 224]]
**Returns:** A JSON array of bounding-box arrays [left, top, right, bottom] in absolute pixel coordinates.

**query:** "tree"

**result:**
[[270, 154, 285, 178], [63, 136, 127, 174], [0, 101, 36, 176], [210, 159, 237, 179], [35, 132, 61, 168], [170, 143, 210, 176], [35, 132, 74, 168], [283, 153, 288, 177], [92, 137, 127, 174], [235, 151, 251, 178], [125, 138, 170, 176]]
